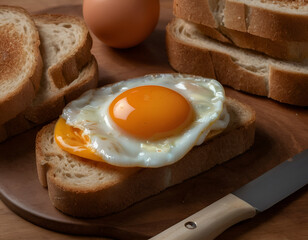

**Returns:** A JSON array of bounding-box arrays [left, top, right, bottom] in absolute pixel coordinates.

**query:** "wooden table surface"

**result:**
[[0, 0, 307, 240]]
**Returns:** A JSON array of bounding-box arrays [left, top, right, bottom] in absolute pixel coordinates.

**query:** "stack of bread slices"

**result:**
[[0, 6, 98, 142], [166, 0, 308, 106]]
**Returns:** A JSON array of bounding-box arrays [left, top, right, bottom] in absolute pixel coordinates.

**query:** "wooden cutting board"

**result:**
[[0, 2, 308, 240]]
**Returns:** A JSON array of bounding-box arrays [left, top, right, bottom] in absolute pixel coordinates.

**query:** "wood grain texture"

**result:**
[[0, 0, 307, 239], [0, 201, 109, 240]]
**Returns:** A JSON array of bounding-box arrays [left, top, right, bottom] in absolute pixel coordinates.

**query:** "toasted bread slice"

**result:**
[[174, 0, 308, 42], [35, 97, 255, 217], [187, 21, 308, 62], [25, 14, 94, 123], [0, 58, 98, 142], [0, 14, 98, 142], [0, 6, 43, 125], [166, 18, 308, 106], [33, 14, 93, 89]]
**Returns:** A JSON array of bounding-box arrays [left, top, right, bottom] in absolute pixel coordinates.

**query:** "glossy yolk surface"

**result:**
[[109, 85, 193, 139], [54, 85, 193, 162], [54, 118, 102, 161]]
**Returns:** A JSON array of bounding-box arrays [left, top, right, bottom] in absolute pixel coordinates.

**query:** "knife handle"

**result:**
[[150, 194, 256, 240]]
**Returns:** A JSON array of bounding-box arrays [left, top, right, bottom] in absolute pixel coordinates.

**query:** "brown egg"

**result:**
[[83, 0, 160, 48]]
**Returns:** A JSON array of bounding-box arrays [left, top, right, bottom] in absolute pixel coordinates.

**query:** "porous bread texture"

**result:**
[[27, 14, 93, 123], [34, 14, 93, 89], [0, 58, 98, 142], [36, 97, 255, 217], [173, 0, 308, 41], [0, 6, 42, 125], [166, 18, 308, 106], [0, 14, 98, 142]]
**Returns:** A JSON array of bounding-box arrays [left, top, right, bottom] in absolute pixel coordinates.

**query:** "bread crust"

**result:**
[[242, 2, 308, 42], [166, 19, 308, 106], [35, 97, 255, 217], [166, 35, 216, 79], [0, 6, 43, 125], [1, 58, 98, 140], [33, 14, 93, 88], [173, 0, 217, 27], [209, 51, 268, 96], [25, 57, 98, 124], [269, 66, 308, 106], [174, 0, 308, 41], [166, 22, 268, 96], [223, 0, 247, 32], [196, 23, 308, 62]]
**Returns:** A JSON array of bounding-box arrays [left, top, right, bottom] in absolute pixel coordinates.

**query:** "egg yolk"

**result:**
[[54, 118, 102, 161], [54, 85, 193, 162], [109, 85, 193, 139]]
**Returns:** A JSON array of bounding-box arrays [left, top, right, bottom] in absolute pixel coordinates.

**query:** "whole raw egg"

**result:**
[[83, 0, 160, 48]]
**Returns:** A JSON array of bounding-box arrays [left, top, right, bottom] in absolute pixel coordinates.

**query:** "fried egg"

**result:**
[[54, 74, 230, 167]]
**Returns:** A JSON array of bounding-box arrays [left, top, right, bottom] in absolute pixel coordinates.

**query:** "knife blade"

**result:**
[[150, 149, 308, 240]]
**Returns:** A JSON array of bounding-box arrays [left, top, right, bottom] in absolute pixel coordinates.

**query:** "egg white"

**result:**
[[61, 74, 229, 167]]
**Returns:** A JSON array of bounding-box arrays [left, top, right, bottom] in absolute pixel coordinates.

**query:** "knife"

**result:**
[[150, 149, 308, 240]]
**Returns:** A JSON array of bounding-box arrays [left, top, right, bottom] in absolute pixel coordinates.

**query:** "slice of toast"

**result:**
[[26, 14, 95, 123], [0, 6, 43, 125], [0, 14, 98, 142], [173, 0, 308, 61], [185, 21, 308, 62], [173, 0, 308, 42], [35, 97, 255, 217], [33, 14, 93, 89], [0, 58, 98, 142], [166, 18, 308, 106]]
